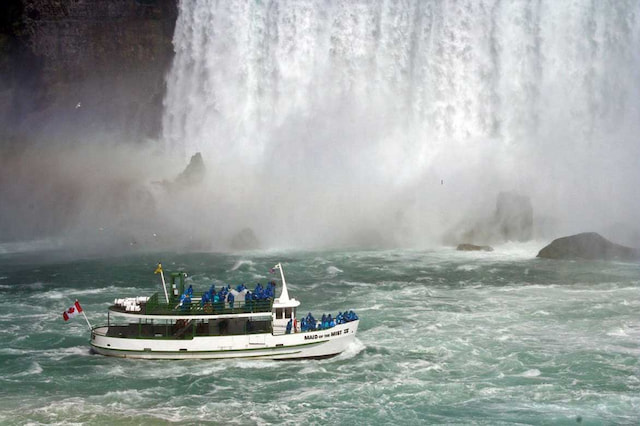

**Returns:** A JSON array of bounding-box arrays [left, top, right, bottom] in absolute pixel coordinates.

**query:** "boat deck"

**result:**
[[109, 292, 274, 317]]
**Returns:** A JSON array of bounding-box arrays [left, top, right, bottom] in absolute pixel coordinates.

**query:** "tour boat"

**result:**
[[90, 263, 359, 360]]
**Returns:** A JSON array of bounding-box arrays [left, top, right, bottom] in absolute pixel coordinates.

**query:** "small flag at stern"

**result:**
[[63, 300, 83, 321]]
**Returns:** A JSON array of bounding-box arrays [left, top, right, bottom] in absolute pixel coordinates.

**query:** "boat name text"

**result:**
[[304, 328, 347, 340]]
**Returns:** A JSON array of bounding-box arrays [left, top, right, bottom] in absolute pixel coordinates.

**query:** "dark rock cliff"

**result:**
[[0, 0, 178, 147], [537, 232, 639, 261]]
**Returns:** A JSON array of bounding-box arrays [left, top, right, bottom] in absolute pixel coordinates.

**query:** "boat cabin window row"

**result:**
[[105, 317, 272, 339]]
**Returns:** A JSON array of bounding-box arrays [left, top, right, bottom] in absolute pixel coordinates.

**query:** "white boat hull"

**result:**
[[91, 321, 359, 360]]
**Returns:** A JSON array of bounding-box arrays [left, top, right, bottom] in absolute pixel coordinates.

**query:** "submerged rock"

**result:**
[[536, 232, 639, 261], [456, 243, 494, 252]]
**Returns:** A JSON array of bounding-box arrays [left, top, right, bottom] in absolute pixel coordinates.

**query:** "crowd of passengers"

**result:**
[[175, 282, 359, 333], [177, 282, 277, 310], [286, 310, 359, 334]]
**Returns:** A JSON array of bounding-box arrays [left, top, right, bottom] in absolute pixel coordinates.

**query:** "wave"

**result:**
[[45, 346, 92, 361], [7, 361, 43, 378], [229, 260, 255, 271], [519, 369, 542, 378], [332, 338, 366, 361]]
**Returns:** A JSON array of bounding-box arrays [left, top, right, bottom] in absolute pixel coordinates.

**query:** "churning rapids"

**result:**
[[0, 246, 638, 424]]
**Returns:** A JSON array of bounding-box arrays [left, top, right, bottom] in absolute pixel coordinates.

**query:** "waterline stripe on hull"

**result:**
[[90, 339, 330, 354], [90, 346, 304, 359]]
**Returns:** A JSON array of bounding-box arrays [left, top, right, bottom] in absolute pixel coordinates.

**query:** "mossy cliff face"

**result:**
[[0, 0, 178, 145]]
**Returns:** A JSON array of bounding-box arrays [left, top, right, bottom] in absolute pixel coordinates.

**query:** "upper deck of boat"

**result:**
[[108, 292, 274, 320]]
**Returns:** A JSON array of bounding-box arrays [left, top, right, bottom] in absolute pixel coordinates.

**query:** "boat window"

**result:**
[[285, 307, 292, 318], [276, 308, 284, 319]]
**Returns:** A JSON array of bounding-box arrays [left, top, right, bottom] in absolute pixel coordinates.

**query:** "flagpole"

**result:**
[[156, 263, 169, 303], [160, 269, 169, 303], [78, 300, 93, 331]]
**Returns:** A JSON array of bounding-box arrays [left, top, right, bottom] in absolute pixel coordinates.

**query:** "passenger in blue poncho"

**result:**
[[286, 319, 292, 334], [306, 313, 316, 330], [179, 293, 191, 310], [264, 281, 275, 299], [254, 283, 265, 300], [200, 291, 211, 307], [227, 292, 235, 308]]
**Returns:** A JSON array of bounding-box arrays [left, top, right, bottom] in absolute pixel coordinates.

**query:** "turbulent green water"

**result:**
[[1, 245, 638, 425]]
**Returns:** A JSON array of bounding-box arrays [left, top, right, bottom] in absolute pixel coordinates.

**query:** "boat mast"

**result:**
[[155, 263, 170, 303], [274, 263, 290, 302]]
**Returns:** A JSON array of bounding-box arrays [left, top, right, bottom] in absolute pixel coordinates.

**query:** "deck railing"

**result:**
[[121, 292, 274, 316]]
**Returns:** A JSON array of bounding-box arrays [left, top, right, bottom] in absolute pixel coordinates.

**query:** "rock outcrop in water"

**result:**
[[174, 152, 205, 186], [156, 152, 206, 192], [536, 232, 639, 261]]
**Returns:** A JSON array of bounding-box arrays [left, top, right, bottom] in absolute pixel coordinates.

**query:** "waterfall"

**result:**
[[161, 0, 640, 246]]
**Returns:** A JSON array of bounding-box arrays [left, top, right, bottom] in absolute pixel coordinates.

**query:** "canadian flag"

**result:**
[[63, 300, 83, 321]]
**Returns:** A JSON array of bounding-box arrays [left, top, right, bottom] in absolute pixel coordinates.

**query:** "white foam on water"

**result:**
[[456, 264, 478, 271], [229, 259, 255, 271], [90, 388, 153, 405], [338, 280, 373, 288], [37, 290, 65, 300], [332, 338, 365, 361], [520, 369, 542, 377], [326, 265, 343, 276], [9, 361, 43, 378], [495, 334, 513, 342], [416, 276, 434, 282], [19, 281, 46, 290], [45, 346, 92, 361], [358, 304, 383, 311], [0, 347, 30, 356], [606, 328, 629, 337], [0, 312, 51, 321]]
